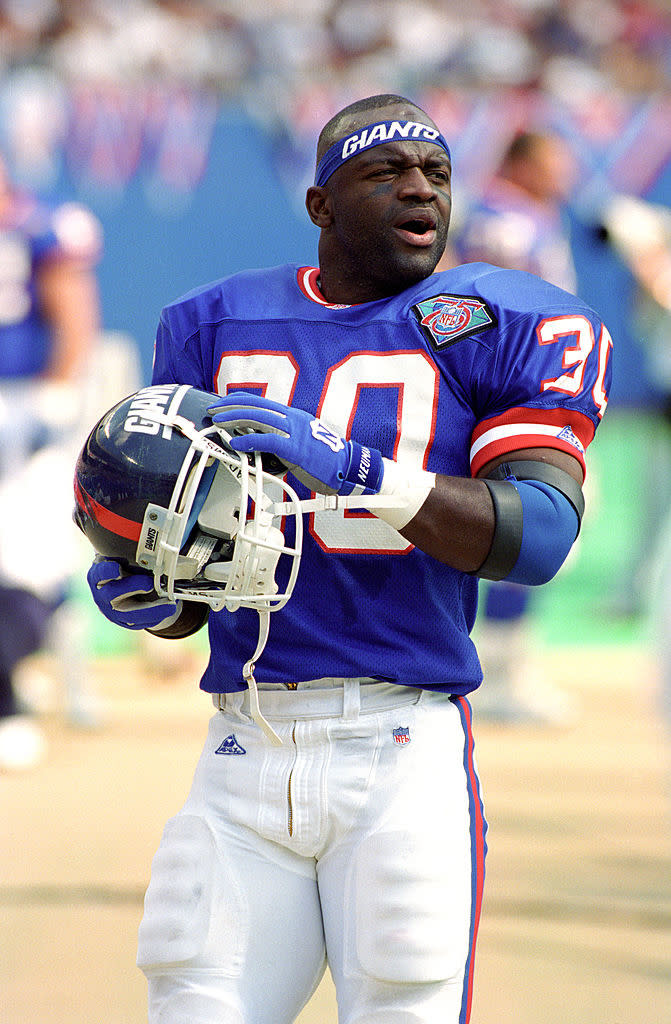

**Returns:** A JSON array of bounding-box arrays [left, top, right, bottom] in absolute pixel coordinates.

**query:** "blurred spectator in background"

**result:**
[[597, 193, 671, 723], [0, 1, 667, 102], [0, 152, 103, 771], [443, 130, 580, 725], [592, 194, 671, 619], [451, 131, 578, 293]]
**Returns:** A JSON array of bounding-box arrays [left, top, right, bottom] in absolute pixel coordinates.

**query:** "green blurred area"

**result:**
[[531, 409, 666, 649], [78, 410, 663, 658]]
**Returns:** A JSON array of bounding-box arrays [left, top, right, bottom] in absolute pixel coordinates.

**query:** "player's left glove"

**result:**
[[208, 393, 384, 496], [87, 558, 182, 631]]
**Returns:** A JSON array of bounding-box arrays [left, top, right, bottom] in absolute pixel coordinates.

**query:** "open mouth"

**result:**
[[394, 213, 438, 247]]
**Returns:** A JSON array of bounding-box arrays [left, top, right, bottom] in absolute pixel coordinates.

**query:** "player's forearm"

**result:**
[[396, 473, 495, 571], [395, 462, 581, 586]]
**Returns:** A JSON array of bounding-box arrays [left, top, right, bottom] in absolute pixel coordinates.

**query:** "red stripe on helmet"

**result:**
[[74, 476, 143, 542]]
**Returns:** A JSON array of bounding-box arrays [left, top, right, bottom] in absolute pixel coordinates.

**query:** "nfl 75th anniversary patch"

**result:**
[[412, 293, 497, 349]]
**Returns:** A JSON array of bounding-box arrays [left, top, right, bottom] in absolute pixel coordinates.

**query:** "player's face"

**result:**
[[320, 137, 452, 302]]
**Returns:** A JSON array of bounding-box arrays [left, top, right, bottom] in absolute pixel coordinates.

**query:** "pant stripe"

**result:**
[[452, 695, 488, 1024]]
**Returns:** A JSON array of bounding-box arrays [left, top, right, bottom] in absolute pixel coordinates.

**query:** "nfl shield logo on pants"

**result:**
[[392, 727, 411, 745]]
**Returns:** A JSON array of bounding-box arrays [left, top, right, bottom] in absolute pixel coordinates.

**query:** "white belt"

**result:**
[[212, 678, 423, 730]]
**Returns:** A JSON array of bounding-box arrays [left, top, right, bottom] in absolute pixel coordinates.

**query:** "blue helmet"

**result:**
[[74, 384, 302, 612]]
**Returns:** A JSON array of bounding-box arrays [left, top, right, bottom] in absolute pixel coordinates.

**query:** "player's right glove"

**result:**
[[208, 393, 384, 496], [87, 558, 182, 631]]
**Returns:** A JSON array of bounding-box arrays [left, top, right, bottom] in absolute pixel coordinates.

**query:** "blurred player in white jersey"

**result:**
[[0, 153, 102, 770]]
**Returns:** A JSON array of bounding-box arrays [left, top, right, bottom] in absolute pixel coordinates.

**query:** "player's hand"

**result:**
[[87, 558, 182, 631], [208, 393, 384, 496]]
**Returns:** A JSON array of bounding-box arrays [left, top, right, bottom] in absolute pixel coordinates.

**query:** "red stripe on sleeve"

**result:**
[[470, 406, 595, 477]]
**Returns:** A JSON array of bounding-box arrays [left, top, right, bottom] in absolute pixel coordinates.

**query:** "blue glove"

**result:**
[[87, 558, 181, 631], [208, 393, 384, 496]]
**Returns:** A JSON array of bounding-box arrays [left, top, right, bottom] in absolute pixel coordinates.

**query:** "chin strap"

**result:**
[[242, 606, 283, 746]]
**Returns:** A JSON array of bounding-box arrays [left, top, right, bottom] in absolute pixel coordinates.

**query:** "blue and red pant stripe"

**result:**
[[452, 695, 488, 1024]]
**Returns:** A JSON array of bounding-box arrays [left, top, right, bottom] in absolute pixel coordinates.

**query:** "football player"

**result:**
[[82, 94, 611, 1023]]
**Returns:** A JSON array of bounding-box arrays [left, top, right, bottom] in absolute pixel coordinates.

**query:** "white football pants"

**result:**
[[137, 679, 487, 1024]]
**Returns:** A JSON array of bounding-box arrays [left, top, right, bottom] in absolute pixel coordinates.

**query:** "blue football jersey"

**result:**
[[152, 261, 612, 695]]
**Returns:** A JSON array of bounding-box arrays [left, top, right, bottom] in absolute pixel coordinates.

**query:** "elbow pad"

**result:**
[[476, 461, 583, 585]]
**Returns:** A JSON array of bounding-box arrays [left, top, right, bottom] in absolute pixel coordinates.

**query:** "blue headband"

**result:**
[[314, 119, 451, 187]]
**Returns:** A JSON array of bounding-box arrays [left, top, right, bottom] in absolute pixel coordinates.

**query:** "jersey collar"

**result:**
[[297, 267, 354, 308]]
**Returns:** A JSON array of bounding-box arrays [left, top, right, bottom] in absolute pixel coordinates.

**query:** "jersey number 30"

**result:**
[[215, 323, 610, 554], [216, 350, 437, 555]]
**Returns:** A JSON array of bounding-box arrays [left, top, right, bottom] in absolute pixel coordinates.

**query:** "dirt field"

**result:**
[[2, 644, 670, 1024]]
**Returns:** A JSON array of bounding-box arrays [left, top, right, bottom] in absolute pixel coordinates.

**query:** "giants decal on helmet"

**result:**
[[123, 383, 191, 437]]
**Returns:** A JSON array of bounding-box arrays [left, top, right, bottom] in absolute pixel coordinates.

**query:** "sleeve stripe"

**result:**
[[470, 408, 595, 477], [471, 422, 565, 459], [470, 431, 587, 477]]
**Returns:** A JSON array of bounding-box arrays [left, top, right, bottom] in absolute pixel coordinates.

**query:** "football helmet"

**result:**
[[73, 384, 303, 614]]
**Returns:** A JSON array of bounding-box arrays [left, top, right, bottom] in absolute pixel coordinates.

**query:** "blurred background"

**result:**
[[0, 0, 666, 648], [0, 2, 670, 1022]]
